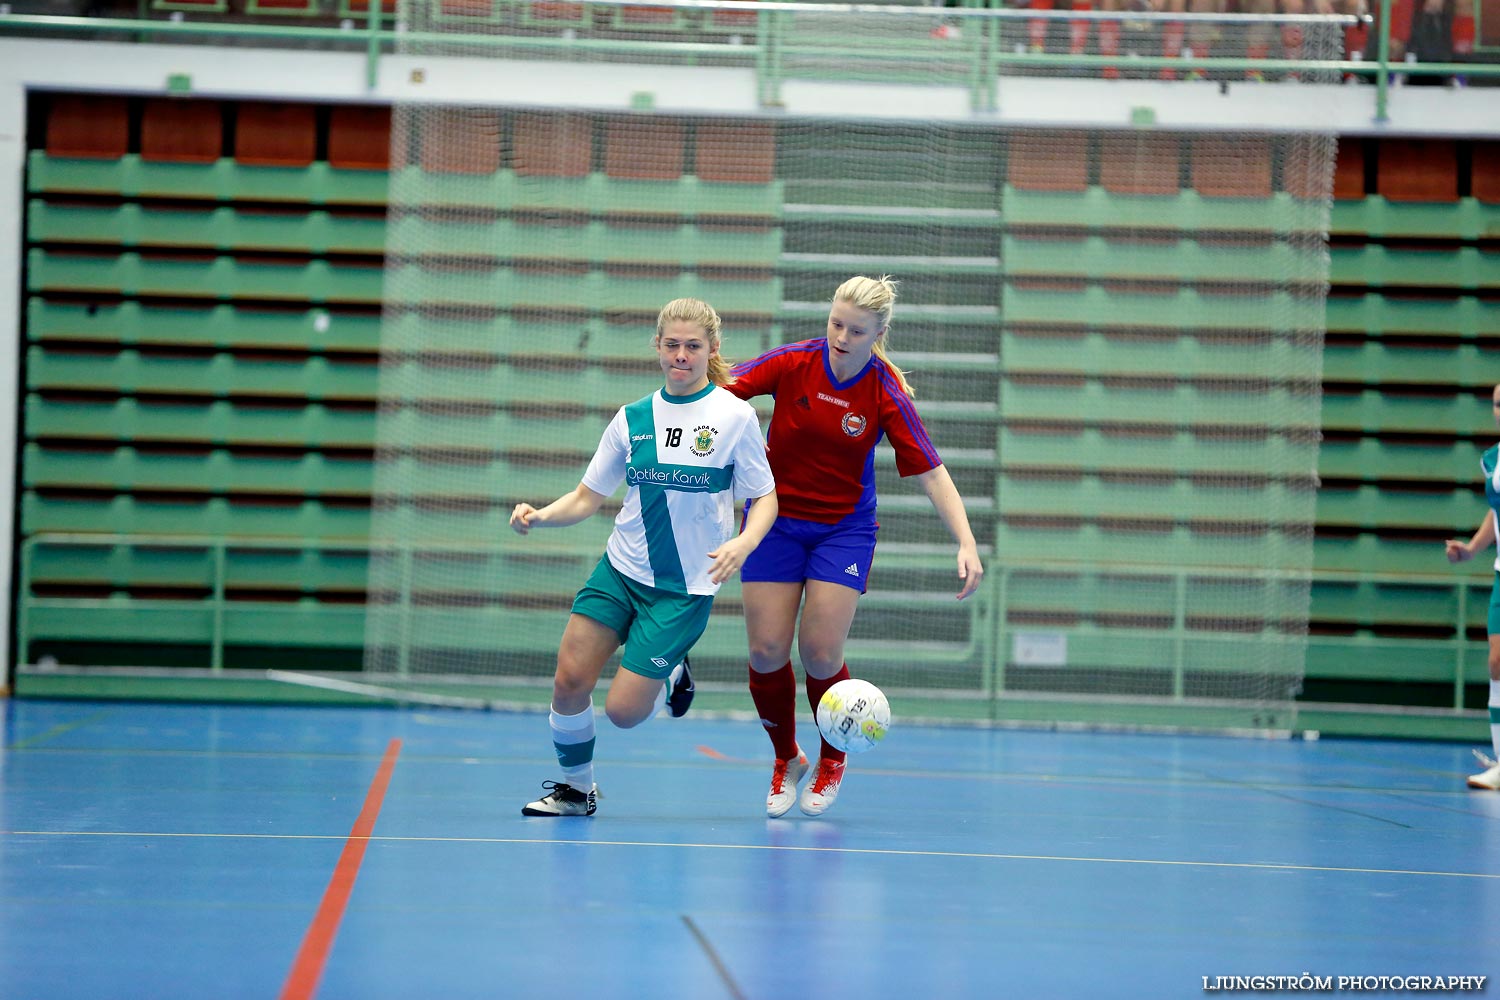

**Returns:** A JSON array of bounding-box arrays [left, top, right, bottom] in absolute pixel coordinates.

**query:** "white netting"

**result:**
[[362, 1, 1336, 728]]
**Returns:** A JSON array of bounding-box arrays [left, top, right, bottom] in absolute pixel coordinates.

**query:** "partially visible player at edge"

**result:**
[[1445, 381, 1500, 791], [509, 298, 778, 817], [725, 275, 984, 818]]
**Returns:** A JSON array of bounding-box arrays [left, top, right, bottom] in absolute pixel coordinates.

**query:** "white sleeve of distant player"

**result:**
[[731, 408, 775, 502], [581, 409, 629, 497]]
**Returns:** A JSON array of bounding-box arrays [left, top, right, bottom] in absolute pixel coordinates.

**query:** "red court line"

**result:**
[[279, 738, 402, 1000]]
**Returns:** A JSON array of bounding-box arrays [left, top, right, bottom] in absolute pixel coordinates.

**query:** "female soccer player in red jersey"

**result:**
[[726, 275, 985, 817]]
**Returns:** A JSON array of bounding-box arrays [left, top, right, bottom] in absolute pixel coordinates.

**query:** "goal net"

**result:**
[[360, 0, 1339, 730]]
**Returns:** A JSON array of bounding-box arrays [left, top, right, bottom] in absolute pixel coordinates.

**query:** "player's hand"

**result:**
[[706, 536, 751, 584], [1445, 539, 1473, 563], [510, 503, 538, 535], [955, 545, 984, 601]]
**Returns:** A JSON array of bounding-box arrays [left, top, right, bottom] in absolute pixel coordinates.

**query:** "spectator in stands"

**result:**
[[723, 275, 984, 818], [1245, 0, 1360, 80], [508, 298, 777, 817], [1443, 382, 1500, 791], [1031, 0, 1233, 80], [1406, 0, 1455, 84]]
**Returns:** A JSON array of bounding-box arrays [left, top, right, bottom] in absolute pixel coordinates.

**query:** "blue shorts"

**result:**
[[740, 513, 878, 593]]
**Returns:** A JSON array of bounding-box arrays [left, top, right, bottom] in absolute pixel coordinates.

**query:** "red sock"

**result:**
[[1069, 1, 1090, 54], [1029, 0, 1051, 50], [805, 664, 852, 765], [749, 662, 799, 761]]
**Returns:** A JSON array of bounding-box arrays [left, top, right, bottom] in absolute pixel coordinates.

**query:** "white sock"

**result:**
[[1489, 680, 1500, 760], [550, 702, 596, 790]]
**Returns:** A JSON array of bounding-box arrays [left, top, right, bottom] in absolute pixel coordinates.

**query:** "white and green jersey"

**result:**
[[1483, 444, 1500, 571], [583, 383, 774, 596]]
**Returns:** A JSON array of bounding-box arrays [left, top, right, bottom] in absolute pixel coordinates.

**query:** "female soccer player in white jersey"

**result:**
[[726, 275, 985, 818], [1445, 382, 1500, 790], [508, 298, 777, 817]]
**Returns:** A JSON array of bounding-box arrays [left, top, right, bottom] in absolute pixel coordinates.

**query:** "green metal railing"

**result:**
[[3, 0, 1496, 117], [18, 533, 1490, 715]]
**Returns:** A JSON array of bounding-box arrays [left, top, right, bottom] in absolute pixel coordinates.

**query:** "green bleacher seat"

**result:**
[[1319, 388, 1494, 436], [1000, 186, 1321, 234], [1318, 437, 1480, 486], [1002, 285, 1324, 332], [1312, 532, 1452, 575], [1328, 246, 1500, 290], [21, 494, 372, 539], [1329, 197, 1500, 240], [28, 153, 391, 206], [25, 397, 377, 449], [1314, 483, 1478, 530], [26, 541, 370, 593], [1003, 330, 1320, 380], [1003, 235, 1308, 285], [386, 167, 782, 219], [999, 473, 1300, 522], [996, 520, 1305, 570], [27, 347, 379, 401], [1325, 293, 1500, 338], [1310, 578, 1460, 628], [1321, 340, 1489, 387], [27, 202, 387, 255], [23, 444, 375, 497], [28, 301, 383, 353], [1001, 425, 1304, 476], [27, 250, 386, 305], [1000, 377, 1315, 429], [385, 215, 781, 267]]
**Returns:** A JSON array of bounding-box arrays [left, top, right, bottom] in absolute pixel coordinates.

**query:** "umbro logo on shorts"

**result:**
[[844, 563, 860, 577], [651, 656, 670, 668]]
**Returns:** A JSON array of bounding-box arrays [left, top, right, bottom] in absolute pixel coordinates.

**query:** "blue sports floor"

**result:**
[[2, 698, 1497, 1000]]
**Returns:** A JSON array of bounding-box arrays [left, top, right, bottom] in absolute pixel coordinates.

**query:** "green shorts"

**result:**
[[571, 555, 715, 680], [1489, 572, 1500, 636]]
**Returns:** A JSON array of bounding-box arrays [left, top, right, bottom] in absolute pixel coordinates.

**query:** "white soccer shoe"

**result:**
[[522, 781, 598, 816], [798, 757, 847, 817], [766, 747, 809, 818], [1467, 750, 1500, 791]]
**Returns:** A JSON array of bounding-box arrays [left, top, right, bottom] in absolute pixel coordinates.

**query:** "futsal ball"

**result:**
[[815, 678, 891, 754]]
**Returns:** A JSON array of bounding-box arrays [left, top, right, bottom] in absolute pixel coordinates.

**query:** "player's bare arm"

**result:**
[[707, 490, 778, 584], [915, 465, 984, 600], [510, 483, 609, 536], [1446, 509, 1497, 563]]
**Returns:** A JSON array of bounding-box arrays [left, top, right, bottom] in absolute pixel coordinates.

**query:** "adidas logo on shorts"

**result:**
[[844, 563, 860, 577]]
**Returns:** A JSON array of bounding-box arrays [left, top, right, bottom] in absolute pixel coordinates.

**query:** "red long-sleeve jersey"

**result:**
[[727, 338, 942, 524]]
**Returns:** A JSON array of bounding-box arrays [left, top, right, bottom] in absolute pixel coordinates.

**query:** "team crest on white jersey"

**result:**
[[690, 425, 719, 457], [841, 413, 868, 438]]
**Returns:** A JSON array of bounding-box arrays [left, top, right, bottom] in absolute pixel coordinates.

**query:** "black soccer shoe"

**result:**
[[666, 656, 695, 718]]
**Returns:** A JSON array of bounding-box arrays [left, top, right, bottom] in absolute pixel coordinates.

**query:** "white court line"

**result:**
[[5, 828, 1499, 880]]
